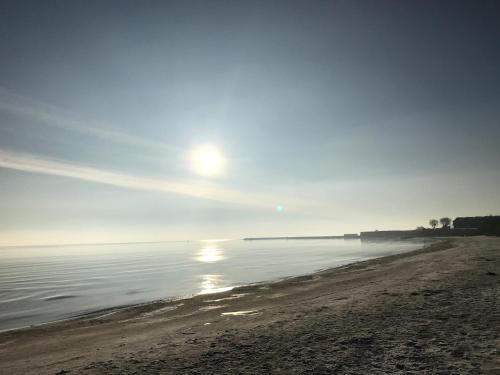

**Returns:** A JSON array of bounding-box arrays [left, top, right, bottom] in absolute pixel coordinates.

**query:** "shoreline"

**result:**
[[0, 238, 434, 335], [0, 238, 436, 335], [1, 236, 498, 374]]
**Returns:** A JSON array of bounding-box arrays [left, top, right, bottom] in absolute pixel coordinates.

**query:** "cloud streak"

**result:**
[[0, 88, 178, 153], [0, 148, 308, 212]]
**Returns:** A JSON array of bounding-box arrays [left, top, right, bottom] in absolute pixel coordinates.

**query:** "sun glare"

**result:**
[[196, 245, 223, 263], [191, 145, 224, 176]]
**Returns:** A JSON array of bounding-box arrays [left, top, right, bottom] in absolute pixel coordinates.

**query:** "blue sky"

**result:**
[[1, 1, 499, 246]]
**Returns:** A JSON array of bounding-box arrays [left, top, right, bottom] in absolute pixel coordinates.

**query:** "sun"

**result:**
[[191, 145, 224, 176]]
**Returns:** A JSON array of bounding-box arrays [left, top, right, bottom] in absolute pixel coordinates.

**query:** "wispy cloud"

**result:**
[[0, 148, 308, 211], [0, 88, 178, 153]]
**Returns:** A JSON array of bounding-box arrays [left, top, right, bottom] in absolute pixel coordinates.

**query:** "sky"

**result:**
[[0, 0, 499, 246]]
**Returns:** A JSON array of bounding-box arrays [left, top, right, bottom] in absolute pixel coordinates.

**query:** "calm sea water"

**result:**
[[0, 239, 426, 332]]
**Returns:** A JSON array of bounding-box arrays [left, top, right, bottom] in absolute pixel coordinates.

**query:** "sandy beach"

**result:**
[[0, 236, 498, 374]]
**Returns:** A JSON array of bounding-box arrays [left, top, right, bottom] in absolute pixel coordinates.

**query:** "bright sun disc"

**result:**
[[191, 145, 224, 176]]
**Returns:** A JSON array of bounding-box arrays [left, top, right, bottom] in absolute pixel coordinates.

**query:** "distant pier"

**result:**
[[243, 234, 359, 241]]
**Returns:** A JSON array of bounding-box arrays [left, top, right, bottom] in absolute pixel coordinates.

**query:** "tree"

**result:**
[[429, 219, 438, 229], [440, 217, 451, 229]]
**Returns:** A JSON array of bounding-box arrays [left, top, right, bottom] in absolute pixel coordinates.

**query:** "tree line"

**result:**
[[428, 217, 451, 229]]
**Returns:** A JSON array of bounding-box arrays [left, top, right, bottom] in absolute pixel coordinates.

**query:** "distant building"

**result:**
[[453, 216, 500, 235], [360, 228, 477, 240]]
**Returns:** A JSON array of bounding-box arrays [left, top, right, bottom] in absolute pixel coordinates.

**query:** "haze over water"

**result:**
[[0, 239, 426, 332]]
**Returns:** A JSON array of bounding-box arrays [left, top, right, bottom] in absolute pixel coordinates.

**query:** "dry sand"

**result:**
[[0, 236, 499, 374]]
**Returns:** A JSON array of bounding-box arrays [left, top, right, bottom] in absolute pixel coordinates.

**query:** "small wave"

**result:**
[[0, 293, 43, 303], [125, 289, 144, 295], [43, 294, 78, 301]]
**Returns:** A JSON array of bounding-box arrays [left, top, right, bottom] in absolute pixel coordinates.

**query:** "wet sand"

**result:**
[[0, 236, 499, 374]]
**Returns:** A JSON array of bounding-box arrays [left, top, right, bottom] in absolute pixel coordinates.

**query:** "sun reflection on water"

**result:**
[[199, 274, 232, 295], [196, 245, 224, 263]]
